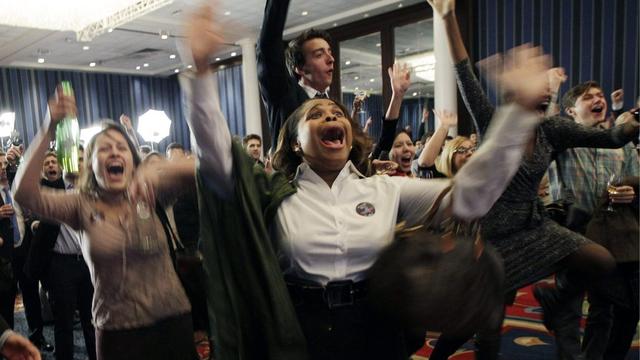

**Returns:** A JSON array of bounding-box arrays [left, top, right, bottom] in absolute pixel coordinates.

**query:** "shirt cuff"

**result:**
[[0, 330, 16, 351], [612, 102, 623, 111]]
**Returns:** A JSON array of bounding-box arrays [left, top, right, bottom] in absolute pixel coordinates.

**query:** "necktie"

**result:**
[[314, 93, 328, 99], [2, 188, 19, 245]]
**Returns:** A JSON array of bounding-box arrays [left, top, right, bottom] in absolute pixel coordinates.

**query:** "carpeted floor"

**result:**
[[412, 282, 640, 359]]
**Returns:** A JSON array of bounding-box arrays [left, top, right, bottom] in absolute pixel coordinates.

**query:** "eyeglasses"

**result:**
[[454, 146, 476, 155]]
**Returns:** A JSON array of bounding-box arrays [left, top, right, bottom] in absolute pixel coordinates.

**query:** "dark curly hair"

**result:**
[[285, 29, 333, 79], [272, 98, 372, 179]]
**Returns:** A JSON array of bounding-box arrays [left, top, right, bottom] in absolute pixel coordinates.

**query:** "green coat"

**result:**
[[196, 140, 308, 360]]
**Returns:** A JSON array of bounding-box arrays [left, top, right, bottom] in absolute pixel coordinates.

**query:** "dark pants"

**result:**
[[47, 253, 96, 360], [288, 282, 407, 360], [12, 250, 44, 341], [96, 313, 196, 360], [0, 257, 16, 329]]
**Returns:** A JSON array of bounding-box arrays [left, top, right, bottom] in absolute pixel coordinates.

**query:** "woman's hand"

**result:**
[[434, 109, 458, 129], [187, 3, 225, 75], [426, 0, 456, 18], [48, 85, 77, 128], [388, 62, 411, 96], [479, 44, 553, 112]]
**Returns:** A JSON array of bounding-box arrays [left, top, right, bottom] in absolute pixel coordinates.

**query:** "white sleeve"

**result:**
[[452, 104, 541, 220], [186, 72, 234, 198]]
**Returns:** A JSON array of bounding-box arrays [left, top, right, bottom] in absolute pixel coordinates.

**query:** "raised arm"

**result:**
[[543, 115, 639, 152], [184, 5, 233, 198], [13, 89, 81, 229], [370, 63, 410, 159], [417, 110, 457, 167], [256, 0, 293, 104], [427, 0, 495, 136]]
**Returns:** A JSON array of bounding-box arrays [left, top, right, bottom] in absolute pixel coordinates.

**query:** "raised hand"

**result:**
[[547, 67, 567, 94], [48, 85, 77, 127], [388, 62, 411, 96], [426, 0, 456, 17], [611, 89, 624, 106], [434, 109, 458, 128], [6, 146, 22, 166], [186, 3, 225, 74], [1, 333, 41, 360], [478, 44, 553, 112], [119, 114, 133, 130]]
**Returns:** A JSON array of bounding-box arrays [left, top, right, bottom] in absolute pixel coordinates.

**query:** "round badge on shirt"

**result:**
[[355, 202, 375, 217]]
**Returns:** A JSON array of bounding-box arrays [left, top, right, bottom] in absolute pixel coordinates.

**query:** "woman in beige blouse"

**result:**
[[14, 89, 197, 360]]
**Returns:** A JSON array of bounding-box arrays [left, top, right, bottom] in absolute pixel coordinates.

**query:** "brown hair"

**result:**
[[562, 81, 601, 114], [79, 121, 141, 197], [272, 98, 372, 179], [242, 134, 262, 147], [285, 29, 333, 79], [436, 136, 470, 178]]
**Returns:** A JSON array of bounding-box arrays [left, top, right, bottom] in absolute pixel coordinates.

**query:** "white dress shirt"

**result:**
[[186, 74, 541, 286], [298, 79, 329, 99]]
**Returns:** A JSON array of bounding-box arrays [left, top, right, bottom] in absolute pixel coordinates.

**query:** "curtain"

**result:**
[[215, 64, 245, 136], [473, 0, 639, 110], [0, 67, 188, 152]]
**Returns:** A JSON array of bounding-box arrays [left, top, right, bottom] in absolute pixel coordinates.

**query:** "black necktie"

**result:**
[[314, 93, 328, 99]]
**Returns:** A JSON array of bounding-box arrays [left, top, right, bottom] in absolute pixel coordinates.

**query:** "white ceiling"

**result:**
[[0, 0, 424, 77]]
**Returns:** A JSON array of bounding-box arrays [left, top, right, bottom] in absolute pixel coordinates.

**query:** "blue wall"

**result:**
[[0, 68, 189, 151], [473, 0, 639, 110]]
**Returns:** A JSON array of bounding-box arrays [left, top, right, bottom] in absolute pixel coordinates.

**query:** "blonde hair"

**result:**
[[435, 136, 470, 178]]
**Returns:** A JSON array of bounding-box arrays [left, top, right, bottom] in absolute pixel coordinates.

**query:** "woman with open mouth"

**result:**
[[14, 89, 198, 360], [388, 130, 416, 177], [183, 6, 550, 359]]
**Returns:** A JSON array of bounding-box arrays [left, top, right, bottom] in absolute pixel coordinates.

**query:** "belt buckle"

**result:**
[[323, 280, 354, 309]]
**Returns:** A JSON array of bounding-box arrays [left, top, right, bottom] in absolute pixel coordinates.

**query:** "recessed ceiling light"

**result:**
[[107, 28, 114, 33], [187, 65, 192, 69], [376, 43, 381, 47], [363, 13, 369, 18], [301, 11, 308, 16], [354, 76, 359, 80], [174, 69, 180, 73], [333, 23, 338, 27], [89, 62, 96, 67], [169, 54, 176, 59], [369, 78, 375, 82], [224, 11, 231, 15], [345, 60, 351, 65], [136, 66, 141, 70], [412, 92, 418, 96], [398, 3, 403, 8], [355, 87, 359, 90], [82, 45, 90, 50], [230, 52, 237, 57], [143, 63, 149, 67], [37, 58, 45, 63], [215, 57, 221, 61], [161, 34, 168, 40]]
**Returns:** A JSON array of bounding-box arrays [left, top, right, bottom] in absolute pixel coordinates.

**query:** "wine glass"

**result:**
[[606, 174, 622, 212]]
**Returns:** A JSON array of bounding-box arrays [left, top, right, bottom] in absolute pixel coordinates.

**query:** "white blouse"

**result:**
[[186, 73, 541, 285]]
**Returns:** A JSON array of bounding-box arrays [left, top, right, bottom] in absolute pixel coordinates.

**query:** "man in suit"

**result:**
[[257, 0, 334, 149]]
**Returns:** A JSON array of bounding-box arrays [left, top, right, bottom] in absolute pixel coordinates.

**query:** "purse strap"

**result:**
[[154, 202, 184, 268], [424, 184, 453, 225]]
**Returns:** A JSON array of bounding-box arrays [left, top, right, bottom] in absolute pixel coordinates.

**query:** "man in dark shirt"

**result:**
[[257, 0, 334, 149]]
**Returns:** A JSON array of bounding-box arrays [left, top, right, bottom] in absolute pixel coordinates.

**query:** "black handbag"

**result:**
[[368, 186, 505, 337]]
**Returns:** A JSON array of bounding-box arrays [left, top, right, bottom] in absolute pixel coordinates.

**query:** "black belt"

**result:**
[[286, 279, 369, 309]]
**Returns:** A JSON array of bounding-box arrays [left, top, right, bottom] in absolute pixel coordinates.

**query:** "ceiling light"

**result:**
[[333, 23, 338, 27], [169, 54, 176, 59], [89, 62, 96, 67], [187, 65, 192, 69], [369, 78, 375, 82], [398, 3, 403, 7], [363, 13, 369, 18], [107, 28, 114, 33], [143, 63, 149, 67], [82, 45, 90, 50], [230, 52, 237, 57], [354, 76, 359, 80], [160, 33, 169, 40], [174, 69, 179, 73], [376, 43, 381, 47], [301, 11, 308, 16], [412, 92, 418, 96], [355, 87, 359, 90], [37, 58, 45, 63], [345, 60, 351, 65], [136, 65, 141, 70], [215, 57, 221, 61], [224, 11, 231, 15]]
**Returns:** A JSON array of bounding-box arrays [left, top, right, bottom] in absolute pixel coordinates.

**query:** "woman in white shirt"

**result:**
[[184, 5, 550, 360]]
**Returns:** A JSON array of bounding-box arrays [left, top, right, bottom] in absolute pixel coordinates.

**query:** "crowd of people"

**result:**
[[0, 0, 637, 360]]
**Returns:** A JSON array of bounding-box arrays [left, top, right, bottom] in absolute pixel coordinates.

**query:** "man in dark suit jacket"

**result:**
[[257, 0, 335, 149], [0, 152, 18, 331]]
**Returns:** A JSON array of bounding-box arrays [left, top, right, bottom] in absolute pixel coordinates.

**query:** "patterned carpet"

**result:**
[[412, 282, 640, 359]]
